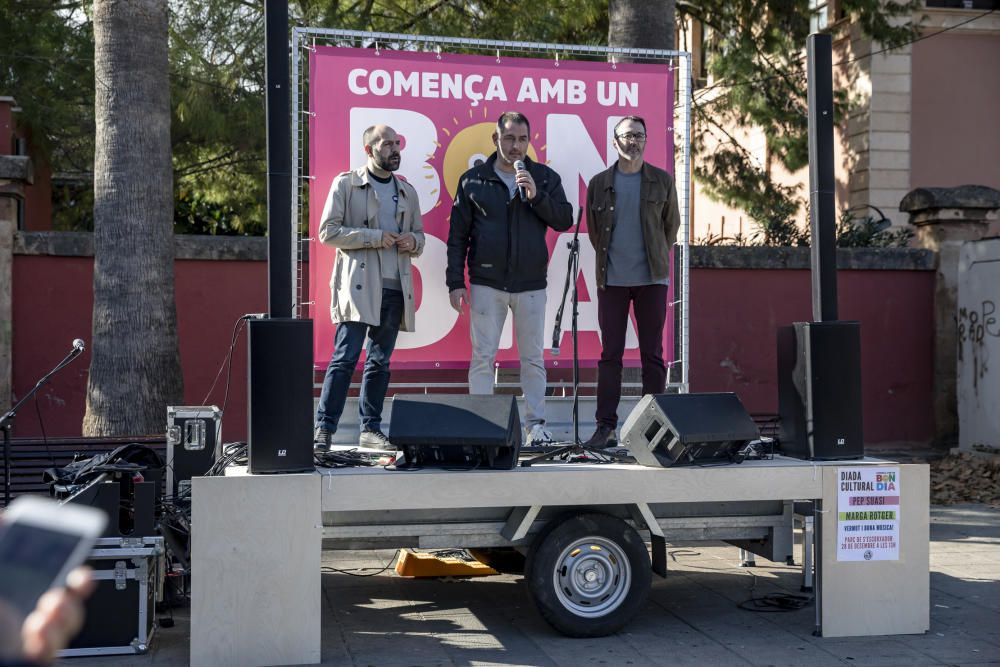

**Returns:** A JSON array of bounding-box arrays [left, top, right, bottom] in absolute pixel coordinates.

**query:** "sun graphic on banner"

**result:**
[[429, 106, 542, 203]]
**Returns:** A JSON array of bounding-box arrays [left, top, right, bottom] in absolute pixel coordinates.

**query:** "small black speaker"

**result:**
[[67, 478, 157, 538], [247, 318, 314, 474], [777, 321, 864, 460], [390, 395, 521, 469], [620, 393, 759, 467]]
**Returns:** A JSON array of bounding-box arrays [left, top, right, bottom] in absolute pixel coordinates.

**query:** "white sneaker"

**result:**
[[359, 429, 396, 451], [526, 424, 555, 447]]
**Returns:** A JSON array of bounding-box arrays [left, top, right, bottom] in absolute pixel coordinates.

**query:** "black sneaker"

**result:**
[[314, 426, 332, 452], [582, 425, 617, 449], [359, 430, 395, 451]]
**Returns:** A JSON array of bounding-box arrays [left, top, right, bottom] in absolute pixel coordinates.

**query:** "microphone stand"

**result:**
[[2, 343, 85, 507], [522, 209, 626, 467]]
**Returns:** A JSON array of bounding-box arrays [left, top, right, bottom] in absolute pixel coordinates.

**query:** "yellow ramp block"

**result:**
[[394, 549, 499, 578]]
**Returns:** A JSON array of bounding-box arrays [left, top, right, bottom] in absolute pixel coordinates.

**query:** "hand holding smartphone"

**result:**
[[0, 496, 107, 619]]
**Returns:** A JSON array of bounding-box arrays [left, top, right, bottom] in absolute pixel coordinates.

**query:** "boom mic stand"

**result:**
[[2, 339, 86, 507], [521, 210, 625, 467]]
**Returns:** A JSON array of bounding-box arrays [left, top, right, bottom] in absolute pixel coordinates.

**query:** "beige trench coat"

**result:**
[[319, 167, 425, 331]]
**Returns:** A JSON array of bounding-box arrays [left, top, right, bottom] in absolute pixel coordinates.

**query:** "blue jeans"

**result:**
[[315, 289, 403, 434]]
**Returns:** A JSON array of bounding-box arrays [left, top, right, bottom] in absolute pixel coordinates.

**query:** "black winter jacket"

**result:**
[[447, 153, 573, 293]]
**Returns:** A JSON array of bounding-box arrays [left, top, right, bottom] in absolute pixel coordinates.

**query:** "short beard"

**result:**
[[616, 141, 642, 161], [374, 153, 400, 172]]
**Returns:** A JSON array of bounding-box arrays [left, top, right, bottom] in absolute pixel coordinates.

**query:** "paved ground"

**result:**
[[60, 504, 1000, 667]]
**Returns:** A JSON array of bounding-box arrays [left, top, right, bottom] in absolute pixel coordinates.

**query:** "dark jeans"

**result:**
[[315, 289, 403, 434], [596, 284, 668, 428]]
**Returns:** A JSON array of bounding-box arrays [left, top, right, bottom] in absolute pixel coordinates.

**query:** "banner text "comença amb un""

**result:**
[[348, 69, 639, 107]]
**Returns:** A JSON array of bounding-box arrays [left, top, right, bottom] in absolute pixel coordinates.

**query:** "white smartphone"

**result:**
[[0, 496, 107, 618]]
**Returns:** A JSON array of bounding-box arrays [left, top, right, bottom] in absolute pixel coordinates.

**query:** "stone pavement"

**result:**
[[59, 504, 1000, 667]]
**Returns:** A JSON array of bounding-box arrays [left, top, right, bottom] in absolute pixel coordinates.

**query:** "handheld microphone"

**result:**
[[551, 330, 560, 356], [513, 160, 528, 202], [72, 339, 86, 352]]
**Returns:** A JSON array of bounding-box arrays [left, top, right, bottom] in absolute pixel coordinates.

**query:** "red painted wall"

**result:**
[[688, 268, 935, 445], [12, 256, 266, 441], [11, 255, 935, 446]]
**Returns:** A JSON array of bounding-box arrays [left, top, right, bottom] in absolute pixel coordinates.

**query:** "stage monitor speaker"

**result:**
[[390, 395, 521, 469], [247, 318, 314, 474], [777, 321, 864, 460], [620, 392, 759, 468]]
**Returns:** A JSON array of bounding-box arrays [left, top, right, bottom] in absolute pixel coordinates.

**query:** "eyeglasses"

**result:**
[[616, 132, 646, 142]]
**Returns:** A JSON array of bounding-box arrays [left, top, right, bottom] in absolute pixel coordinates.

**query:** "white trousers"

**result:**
[[468, 285, 547, 427]]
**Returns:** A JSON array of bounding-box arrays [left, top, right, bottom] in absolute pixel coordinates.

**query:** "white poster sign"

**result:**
[[837, 467, 901, 561]]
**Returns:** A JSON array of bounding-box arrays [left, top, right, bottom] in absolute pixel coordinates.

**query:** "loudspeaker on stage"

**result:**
[[247, 318, 315, 474], [777, 321, 864, 460], [620, 392, 759, 468], [390, 394, 522, 469]]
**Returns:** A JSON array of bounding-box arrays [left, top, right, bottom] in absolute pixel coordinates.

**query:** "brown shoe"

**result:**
[[582, 425, 617, 449]]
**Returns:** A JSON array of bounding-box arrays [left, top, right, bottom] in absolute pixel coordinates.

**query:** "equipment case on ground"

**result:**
[[59, 536, 165, 657]]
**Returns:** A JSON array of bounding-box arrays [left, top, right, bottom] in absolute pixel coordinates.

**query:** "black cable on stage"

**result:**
[[314, 449, 380, 468], [205, 441, 249, 477], [201, 314, 254, 418], [321, 550, 400, 577]]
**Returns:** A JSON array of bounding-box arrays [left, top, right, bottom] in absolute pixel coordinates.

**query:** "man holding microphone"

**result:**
[[447, 112, 573, 447]]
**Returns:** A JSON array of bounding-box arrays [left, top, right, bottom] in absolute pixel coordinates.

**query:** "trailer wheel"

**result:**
[[525, 513, 650, 637]]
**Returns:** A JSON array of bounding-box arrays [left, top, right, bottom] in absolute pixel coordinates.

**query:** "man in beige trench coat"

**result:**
[[314, 124, 425, 451]]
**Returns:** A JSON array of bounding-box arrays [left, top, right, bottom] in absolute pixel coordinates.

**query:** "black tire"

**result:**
[[525, 512, 651, 637]]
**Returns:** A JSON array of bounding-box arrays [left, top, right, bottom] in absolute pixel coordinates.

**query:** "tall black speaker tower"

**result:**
[[248, 318, 314, 473], [777, 321, 864, 460]]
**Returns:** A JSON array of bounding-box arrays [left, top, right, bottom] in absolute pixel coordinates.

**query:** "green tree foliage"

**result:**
[[170, 0, 267, 233], [3, 0, 918, 243], [295, 0, 608, 46], [688, 0, 919, 243], [3, 1, 608, 234], [836, 210, 913, 248], [0, 2, 94, 174]]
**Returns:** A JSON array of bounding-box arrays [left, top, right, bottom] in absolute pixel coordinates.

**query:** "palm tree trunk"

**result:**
[[84, 0, 182, 436], [609, 0, 675, 60]]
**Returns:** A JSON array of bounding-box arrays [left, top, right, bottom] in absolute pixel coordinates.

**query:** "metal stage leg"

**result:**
[[801, 514, 814, 592]]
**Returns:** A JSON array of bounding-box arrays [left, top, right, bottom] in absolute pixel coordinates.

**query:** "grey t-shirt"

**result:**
[[369, 173, 402, 292], [606, 168, 668, 287], [494, 163, 518, 200]]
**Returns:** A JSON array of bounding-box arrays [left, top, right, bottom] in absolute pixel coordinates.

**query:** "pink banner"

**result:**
[[309, 47, 675, 370]]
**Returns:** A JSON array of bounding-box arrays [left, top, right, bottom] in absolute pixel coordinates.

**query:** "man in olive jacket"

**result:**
[[582, 115, 680, 448], [447, 112, 573, 447], [314, 124, 425, 451]]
